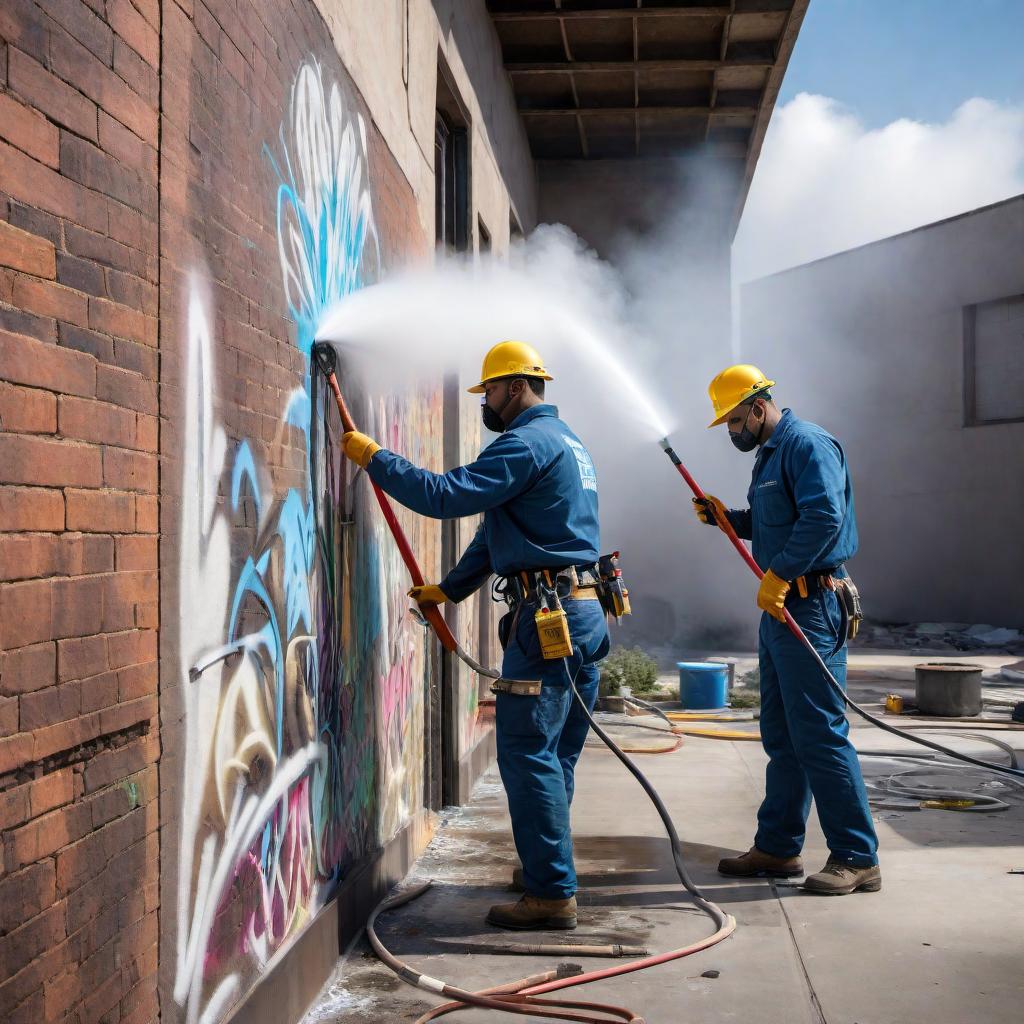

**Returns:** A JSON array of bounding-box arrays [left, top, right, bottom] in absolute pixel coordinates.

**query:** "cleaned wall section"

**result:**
[[741, 196, 1024, 627]]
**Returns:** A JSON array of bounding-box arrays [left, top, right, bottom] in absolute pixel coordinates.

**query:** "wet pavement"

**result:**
[[302, 704, 1024, 1023]]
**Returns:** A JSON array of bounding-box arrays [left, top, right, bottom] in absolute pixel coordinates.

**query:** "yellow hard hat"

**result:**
[[467, 340, 554, 394], [707, 364, 776, 427]]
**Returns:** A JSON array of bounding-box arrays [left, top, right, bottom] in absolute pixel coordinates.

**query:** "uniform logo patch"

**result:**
[[563, 435, 598, 492]]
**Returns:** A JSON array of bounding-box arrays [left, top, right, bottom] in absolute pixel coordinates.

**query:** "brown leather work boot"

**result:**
[[718, 846, 803, 878], [509, 867, 525, 892], [486, 894, 577, 930], [803, 858, 881, 895]]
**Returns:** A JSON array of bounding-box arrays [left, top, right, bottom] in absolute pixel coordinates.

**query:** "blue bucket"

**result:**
[[677, 661, 729, 710]]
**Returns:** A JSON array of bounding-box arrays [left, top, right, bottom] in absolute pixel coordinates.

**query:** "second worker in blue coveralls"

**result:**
[[694, 364, 881, 896], [339, 340, 610, 930]]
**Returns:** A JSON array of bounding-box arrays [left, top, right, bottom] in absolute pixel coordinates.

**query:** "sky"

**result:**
[[733, 1, 1024, 283]]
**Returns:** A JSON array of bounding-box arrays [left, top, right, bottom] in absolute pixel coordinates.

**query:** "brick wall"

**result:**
[[0, 2, 161, 1023]]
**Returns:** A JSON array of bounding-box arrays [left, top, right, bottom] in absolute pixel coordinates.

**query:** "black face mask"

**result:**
[[730, 405, 763, 452], [481, 385, 516, 433]]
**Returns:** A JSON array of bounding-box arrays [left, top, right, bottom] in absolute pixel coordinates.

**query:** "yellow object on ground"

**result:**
[[920, 800, 977, 810], [341, 430, 381, 468], [756, 569, 790, 622], [408, 584, 448, 605], [706, 364, 776, 427], [467, 340, 554, 394], [673, 726, 762, 742], [885, 693, 904, 715]]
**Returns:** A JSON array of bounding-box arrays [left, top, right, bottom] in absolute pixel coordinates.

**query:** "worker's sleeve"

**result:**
[[769, 436, 846, 581], [726, 509, 752, 539], [365, 433, 539, 519], [440, 525, 493, 604]]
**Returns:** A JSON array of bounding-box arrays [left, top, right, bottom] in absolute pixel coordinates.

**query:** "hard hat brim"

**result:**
[[467, 370, 554, 395], [707, 380, 775, 428]]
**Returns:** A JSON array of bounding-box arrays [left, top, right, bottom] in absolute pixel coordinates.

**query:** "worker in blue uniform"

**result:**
[[339, 340, 610, 929], [694, 364, 881, 896]]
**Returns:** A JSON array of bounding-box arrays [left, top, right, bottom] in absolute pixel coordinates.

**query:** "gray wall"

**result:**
[[741, 195, 1024, 627]]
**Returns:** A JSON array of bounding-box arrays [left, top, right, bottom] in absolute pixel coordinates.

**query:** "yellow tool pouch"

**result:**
[[535, 605, 573, 660]]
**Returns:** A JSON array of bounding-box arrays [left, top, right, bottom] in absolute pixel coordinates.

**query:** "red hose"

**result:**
[[324, 370, 458, 652]]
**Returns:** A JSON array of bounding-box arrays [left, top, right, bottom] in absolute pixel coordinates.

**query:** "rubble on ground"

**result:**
[[855, 620, 1024, 654]]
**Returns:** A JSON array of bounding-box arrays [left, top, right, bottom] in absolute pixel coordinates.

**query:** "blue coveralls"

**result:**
[[725, 409, 878, 867], [366, 404, 610, 898]]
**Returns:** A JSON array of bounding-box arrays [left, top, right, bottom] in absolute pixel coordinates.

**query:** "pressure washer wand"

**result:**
[[657, 437, 1024, 779], [313, 343, 459, 654]]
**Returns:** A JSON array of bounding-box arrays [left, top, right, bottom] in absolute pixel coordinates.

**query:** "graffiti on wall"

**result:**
[[173, 59, 436, 1024]]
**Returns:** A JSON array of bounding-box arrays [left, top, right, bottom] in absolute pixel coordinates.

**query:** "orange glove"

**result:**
[[692, 494, 728, 530], [408, 584, 448, 606], [341, 430, 381, 469], [756, 569, 790, 622]]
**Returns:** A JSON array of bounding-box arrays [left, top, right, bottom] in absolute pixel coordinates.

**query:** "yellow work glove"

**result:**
[[341, 430, 381, 469], [408, 584, 448, 606], [756, 569, 790, 622], [692, 494, 728, 529]]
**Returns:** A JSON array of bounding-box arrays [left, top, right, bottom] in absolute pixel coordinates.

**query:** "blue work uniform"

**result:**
[[726, 409, 878, 867], [366, 404, 610, 899]]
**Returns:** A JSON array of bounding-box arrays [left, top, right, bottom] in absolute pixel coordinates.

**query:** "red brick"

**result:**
[[0, 138, 107, 234], [114, 535, 156, 571], [105, 269, 157, 318], [66, 488, 135, 532], [20, 680, 82, 732], [60, 321, 116, 365], [8, 799, 92, 868], [0, 642, 56, 696], [0, 692, 18, 735], [13, 274, 89, 328], [87, 780, 135, 829], [57, 250, 107, 297], [0, 577, 53, 648], [49, 23, 157, 145], [0, 90, 59, 168], [57, 634, 108, 682], [135, 598, 157, 629], [0, 218, 56, 277], [52, 574, 106, 638], [98, 111, 157, 179], [0, 381, 58, 433], [43, 967, 82, 1023], [0, 779, 31, 828], [7, 990, 44, 1024], [81, 669, 118, 712], [134, 495, 157, 534], [108, 0, 159, 66], [7, 48, 98, 141], [80, 966, 123, 1024], [116, 661, 154, 701], [0, 300, 56, 343], [60, 133, 156, 216], [103, 448, 157, 492], [90, 299, 154, 350], [120, 983, 158, 1024], [0, 731, 33, 773], [99, 697, 155, 741], [0, 935, 72, 1020], [0, 327, 97, 398], [59, 395, 136, 447], [32, 708, 102, 762], [107, 630, 155, 670], [0, 861, 55, 935], [55, 533, 115, 576], [56, 804, 144, 892], [0, 534, 60, 583], [0, 486, 64, 531], [0, 901, 66, 978], [106, 200, 155, 257], [0, 433, 102, 488], [35, 0, 115, 64], [134, 414, 157, 452], [30, 766, 75, 816], [83, 731, 154, 794]]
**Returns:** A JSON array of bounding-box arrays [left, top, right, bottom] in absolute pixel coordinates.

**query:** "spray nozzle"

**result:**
[[312, 341, 337, 377], [657, 436, 672, 452]]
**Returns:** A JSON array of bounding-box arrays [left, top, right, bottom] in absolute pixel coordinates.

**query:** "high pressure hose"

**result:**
[[658, 438, 1024, 780]]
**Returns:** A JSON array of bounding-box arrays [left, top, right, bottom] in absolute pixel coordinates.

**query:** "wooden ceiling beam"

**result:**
[[519, 106, 755, 118]]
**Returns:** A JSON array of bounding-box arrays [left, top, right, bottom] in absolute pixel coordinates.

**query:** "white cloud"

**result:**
[[733, 93, 1024, 283]]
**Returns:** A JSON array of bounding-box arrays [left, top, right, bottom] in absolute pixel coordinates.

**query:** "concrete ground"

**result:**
[[303, 673, 1024, 1024]]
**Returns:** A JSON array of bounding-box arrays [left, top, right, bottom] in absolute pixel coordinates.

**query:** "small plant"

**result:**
[[599, 646, 660, 697], [729, 666, 761, 708]]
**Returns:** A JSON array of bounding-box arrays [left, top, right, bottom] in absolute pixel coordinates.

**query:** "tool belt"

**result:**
[[499, 566, 601, 607], [490, 677, 542, 696], [789, 567, 863, 642]]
